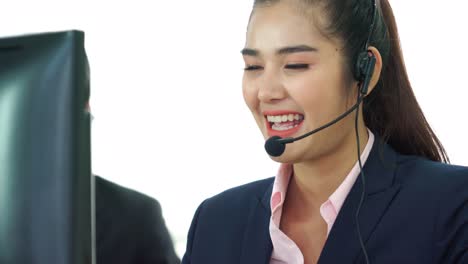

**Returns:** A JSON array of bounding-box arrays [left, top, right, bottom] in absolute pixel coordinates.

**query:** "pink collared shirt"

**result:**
[[269, 130, 375, 264]]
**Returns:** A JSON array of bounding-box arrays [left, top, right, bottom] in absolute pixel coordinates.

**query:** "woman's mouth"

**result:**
[[264, 112, 304, 137]]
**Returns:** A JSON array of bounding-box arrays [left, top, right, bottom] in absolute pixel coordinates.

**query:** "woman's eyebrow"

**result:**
[[277, 45, 318, 55], [241, 45, 318, 57], [241, 48, 258, 56]]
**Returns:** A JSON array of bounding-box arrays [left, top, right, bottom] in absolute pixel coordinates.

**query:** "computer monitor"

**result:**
[[0, 30, 93, 264]]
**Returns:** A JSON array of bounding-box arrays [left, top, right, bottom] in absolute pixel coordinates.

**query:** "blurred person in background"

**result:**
[[95, 175, 180, 264], [90, 108, 179, 263]]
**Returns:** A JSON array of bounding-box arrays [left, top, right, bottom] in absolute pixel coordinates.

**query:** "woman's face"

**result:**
[[242, 2, 360, 164]]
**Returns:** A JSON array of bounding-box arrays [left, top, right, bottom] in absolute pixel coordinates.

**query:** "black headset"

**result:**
[[353, 1, 377, 264], [354, 0, 378, 94]]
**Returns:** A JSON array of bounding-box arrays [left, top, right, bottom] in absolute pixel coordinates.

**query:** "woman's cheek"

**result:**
[[242, 83, 258, 111], [288, 81, 321, 108]]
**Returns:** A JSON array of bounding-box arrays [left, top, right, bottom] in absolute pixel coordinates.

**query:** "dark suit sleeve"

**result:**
[[181, 200, 205, 264], [136, 197, 181, 264], [95, 176, 180, 264], [433, 170, 468, 263]]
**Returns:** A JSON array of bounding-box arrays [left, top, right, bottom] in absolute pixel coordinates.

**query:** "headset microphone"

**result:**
[[264, 96, 364, 156], [264, 54, 375, 157]]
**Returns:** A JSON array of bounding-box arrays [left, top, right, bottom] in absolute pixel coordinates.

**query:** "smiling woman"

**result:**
[[181, 0, 468, 263], [2, 0, 467, 261]]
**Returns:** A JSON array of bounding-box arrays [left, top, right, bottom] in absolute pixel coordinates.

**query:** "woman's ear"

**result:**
[[366, 46, 383, 95]]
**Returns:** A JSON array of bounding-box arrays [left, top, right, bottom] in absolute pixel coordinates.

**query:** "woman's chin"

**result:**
[[268, 150, 299, 164]]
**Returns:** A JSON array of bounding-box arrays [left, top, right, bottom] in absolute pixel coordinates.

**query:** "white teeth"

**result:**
[[271, 123, 300, 131], [268, 113, 303, 131], [266, 114, 304, 123], [272, 124, 289, 131]]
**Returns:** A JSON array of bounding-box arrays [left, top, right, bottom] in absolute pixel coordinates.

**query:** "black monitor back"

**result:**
[[0, 30, 93, 264]]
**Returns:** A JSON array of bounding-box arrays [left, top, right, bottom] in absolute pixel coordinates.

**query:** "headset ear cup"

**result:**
[[354, 51, 370, 81]]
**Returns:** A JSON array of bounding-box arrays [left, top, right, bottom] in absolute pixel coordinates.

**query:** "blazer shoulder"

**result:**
[[183, 177, 274, 263], [205, 177, 274, 208], [396, 156, 468, 190], [192, 177, 274, 224], [94, 176, 180, 264], [95, 175, 156, 200], [95, 176, 161, 216], [395, 158, 468, 263]]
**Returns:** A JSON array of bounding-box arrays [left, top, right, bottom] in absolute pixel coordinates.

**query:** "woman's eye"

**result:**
[[285, 64, 309, 70], [244, 65, 263, 71]]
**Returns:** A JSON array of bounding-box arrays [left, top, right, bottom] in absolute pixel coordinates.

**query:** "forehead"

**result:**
[[245, 2, 332, 53]]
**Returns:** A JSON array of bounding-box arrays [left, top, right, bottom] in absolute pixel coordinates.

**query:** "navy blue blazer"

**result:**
[[182, 137, 468, 263]]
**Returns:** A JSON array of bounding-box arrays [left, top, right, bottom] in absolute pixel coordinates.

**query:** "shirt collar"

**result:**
[[270, 129, 375, 217]]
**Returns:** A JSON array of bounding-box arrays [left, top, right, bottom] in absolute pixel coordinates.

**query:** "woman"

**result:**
[[182, 0, 468, 263]]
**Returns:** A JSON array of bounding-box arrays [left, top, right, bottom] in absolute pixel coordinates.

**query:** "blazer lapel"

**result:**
[[318, 138, 402, 264], [239, 182, 274, 264]]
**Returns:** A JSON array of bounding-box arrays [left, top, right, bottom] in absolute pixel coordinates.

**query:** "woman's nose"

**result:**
[[257, 71, 287, 103]]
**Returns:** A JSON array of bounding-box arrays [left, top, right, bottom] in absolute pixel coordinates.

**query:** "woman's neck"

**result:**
[[289, 126, 369, 212]]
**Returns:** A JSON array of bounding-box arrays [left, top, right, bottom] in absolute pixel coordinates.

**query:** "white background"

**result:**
[[1, 0, 467, 257]]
